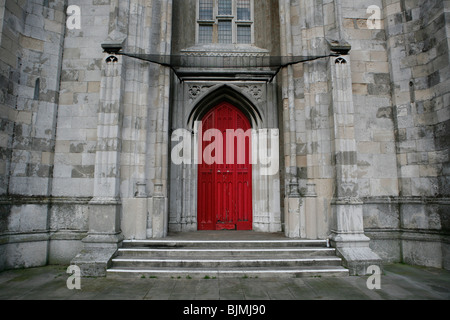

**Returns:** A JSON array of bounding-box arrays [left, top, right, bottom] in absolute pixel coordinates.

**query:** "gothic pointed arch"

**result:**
[[187, 84, 264, 130]]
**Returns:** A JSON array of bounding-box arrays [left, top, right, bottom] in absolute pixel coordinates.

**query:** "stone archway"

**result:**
[[169, 84, 282, 234]]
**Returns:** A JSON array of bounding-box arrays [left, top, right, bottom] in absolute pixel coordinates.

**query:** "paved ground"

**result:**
[[0, 263, 449, 300]]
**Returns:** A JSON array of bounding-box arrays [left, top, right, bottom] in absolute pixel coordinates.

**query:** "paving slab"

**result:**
[[0, 263, 449, 301], [195, 279, 221, 300]]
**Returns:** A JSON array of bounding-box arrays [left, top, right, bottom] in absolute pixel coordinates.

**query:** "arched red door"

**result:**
[[198, 102, 253, 230]]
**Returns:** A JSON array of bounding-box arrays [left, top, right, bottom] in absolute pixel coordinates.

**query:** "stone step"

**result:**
[[122, 239, 329, 249], [111, 256, 343, 268], [107, 237, 347, 279], [116, 247, 337, 258], [106, 266, 349, 279]]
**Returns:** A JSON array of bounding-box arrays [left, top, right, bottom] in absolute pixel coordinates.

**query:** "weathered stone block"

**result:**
[[50, 204, 89, 231], [403, 240, 443, 268], [364, 202, 400, 229], [4, 241, 48, 269], [49, 239, 83, 265], [20, 34, 45, 52], [372, 238, 402, 263], [122, 198, 149, 240]]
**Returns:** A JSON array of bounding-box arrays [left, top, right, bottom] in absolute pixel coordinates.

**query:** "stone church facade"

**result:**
[[0, 0, 448, 276]]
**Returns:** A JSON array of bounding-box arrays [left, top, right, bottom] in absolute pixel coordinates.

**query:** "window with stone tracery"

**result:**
[[197, 0, 253, 44]]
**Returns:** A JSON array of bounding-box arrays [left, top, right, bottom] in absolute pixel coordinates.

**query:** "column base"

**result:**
[[71, 233, 123, 277], [330, 232, 382, 276], [147, 195, 168, 239], [284, 197, 305, 238]]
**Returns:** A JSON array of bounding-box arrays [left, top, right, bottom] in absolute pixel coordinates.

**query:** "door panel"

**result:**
[[198, 102, 252, 231]]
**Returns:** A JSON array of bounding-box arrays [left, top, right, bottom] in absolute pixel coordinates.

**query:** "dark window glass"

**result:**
[[199, 0, 213, 20], [237, 0, 251, 20], [218, 0, 232, 15], [218, 20, 232, 43]]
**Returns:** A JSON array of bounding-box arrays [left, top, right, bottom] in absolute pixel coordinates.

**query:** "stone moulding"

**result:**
[[88, 197, 122, 205], [0, 196, 93, 205], [180, 44, 270, 57], [0, 231, 51, 245], [360, 196, 450, 205], [182, 51, 270, 57], [366, 229, 448, 240], [331, 197, 364, 205]]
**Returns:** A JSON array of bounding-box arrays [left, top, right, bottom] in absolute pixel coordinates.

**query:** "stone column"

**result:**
[[146, 0, 172, 238], [280, 0, 305, 238], [71, 1, 128, 276], [304, 182, 318, 239], [120, 0, 152, 241], [327, 47, 381, 275], [72, 49, 126, 276]]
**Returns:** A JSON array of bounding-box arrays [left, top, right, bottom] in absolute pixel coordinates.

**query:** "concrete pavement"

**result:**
[[0, 263, 449, 300]]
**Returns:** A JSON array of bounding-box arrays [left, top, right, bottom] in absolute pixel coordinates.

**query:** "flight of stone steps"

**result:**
[[106, 235, 349, 278]]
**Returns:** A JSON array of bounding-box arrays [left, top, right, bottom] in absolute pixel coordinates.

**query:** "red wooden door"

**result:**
[[198, 102, 253, 230]]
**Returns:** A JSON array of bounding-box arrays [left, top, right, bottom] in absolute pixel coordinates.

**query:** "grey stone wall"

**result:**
[[0, 0, 68, 270], [53, 1, 110, 199], [284, 0, 449, 271], [0, 0, 448, 273], [364, 0, 450, 269]]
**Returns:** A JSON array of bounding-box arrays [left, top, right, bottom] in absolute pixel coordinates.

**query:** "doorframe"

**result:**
[[168, 83, 282, 234]]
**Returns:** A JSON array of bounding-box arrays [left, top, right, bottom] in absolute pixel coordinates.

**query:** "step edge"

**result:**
[[112, 257, 342, 263], [106, 268, 349, 274], [117, 248, 335, 253], [123, 240, 328, 244]]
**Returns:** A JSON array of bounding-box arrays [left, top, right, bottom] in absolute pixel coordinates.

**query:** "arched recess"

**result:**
[[169, 83, 281, 234], [187, 84, 264, 130]]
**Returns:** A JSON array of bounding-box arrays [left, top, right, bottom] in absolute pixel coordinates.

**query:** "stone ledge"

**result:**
[[0, 230, 86, 247], [0, 196, 93, 205], [0, 231, 50, 245], [71, 232, 124, 277], [181, 44, 270, 57], [361, 196, 450, 205], [330, 232, 383, 276], [366, 229, 450, 242], [71, 247, 118, 277]]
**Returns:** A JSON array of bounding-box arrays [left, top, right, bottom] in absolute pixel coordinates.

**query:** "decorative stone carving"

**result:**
[[188, 85, 201, 100], [247, 85, 263, 101], [187, 84, 214, 104], [105, 56, 118, 63], [181, 45, 270, 57], [183, 52, 269, 57], [237, 84, 264, 102]]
